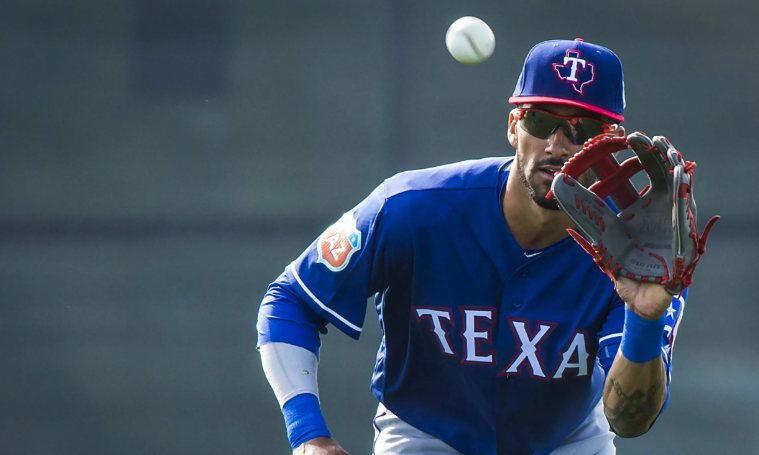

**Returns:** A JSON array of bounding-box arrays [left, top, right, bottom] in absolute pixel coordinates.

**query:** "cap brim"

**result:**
[[508, 96, 624, 122]]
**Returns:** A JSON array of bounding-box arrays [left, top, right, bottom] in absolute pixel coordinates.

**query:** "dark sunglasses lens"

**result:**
[[520, 111, 560, 139], [521, 111, 606, 145], [569, 119, 605, 145]]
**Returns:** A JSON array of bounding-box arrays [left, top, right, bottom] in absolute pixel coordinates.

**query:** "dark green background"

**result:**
[[1, 1, 756, 454]]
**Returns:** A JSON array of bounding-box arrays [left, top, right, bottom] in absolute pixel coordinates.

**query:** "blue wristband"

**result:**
[[282, 393, 330, 449], [620, 306, 666, 363]]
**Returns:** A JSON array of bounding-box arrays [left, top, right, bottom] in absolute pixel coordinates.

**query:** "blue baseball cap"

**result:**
[[509, 38, 625, 122]]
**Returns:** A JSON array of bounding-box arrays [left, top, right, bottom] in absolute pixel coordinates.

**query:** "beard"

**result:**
[[516, 155, 598, 211]]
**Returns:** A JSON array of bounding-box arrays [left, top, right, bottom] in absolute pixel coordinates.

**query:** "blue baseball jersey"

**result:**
[[264, 157, 685, 455]]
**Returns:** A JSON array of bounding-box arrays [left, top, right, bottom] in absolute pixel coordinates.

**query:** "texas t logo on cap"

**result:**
[[552, 50, 595, 95], [509, 38, 625, 122]]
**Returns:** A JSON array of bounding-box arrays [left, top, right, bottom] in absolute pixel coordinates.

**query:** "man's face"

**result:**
[[508, 104, 607, 210]]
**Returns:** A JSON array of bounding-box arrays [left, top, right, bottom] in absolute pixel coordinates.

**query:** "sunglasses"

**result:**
[[515, 108, 615, 145]]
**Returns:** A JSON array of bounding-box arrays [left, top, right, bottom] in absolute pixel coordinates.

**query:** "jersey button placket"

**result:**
[[512, 299, 522, 308]]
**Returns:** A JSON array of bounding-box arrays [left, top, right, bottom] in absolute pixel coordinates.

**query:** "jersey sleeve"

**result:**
[[283, 183, 393, 339], [597, 288, 690, 424], [597, 288, 689, 378], [256, 271, 326, 357], [658, 288, 689, 407], [597, 292, 625, 375]]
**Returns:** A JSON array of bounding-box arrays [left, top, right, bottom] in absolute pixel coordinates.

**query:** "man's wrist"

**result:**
[[283, 393, 331, 449], [628, 305, 666, 321], [620, 305, 666, 363]]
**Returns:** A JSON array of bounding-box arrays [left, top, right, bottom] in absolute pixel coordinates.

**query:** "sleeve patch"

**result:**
[[317, 211, 362, 272]]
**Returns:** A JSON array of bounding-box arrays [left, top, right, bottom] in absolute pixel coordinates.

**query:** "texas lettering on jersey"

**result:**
[[414, 307, 591, 380]]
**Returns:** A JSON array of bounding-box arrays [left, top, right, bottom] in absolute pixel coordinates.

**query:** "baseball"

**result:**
[[445, 16, 495, 64]]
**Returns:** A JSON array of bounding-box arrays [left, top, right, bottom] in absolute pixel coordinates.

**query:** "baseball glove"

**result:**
[[549, 132, 719, 296]]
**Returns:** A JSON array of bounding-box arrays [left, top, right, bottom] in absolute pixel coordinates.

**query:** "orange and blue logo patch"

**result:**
[[317, 211, 362, 272]]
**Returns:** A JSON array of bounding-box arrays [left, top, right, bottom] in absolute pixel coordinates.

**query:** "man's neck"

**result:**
[[502, 169, 575, 249]]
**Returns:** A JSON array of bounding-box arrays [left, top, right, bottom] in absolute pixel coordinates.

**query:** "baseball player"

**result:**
[[257, 38, 718, 455]]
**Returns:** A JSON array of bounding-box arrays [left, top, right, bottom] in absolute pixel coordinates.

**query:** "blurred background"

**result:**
[[1, 0, 756, 454]]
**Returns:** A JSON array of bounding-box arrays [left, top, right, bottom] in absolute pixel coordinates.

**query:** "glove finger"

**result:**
[[661, 136, 685, 169], [627, 132, 672, 193], [673, 158, 700, 265], [673, 162, 688, 259], [551, 173, 624, 245], [667, 144, 699, 225]]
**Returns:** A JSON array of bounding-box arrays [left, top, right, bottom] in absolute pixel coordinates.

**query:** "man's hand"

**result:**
[[614, 277, 671, 320], [293, 437, 350, 455]]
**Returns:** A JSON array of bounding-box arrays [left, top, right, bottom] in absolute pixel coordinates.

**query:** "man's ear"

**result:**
[[508, 109, 519, 148]]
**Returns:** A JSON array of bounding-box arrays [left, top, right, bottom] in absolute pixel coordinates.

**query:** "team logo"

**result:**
[[552, 50, 595, 95], [317, 211, 362, 272]]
